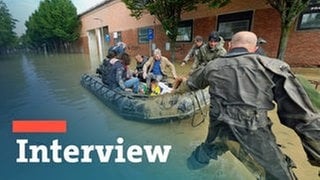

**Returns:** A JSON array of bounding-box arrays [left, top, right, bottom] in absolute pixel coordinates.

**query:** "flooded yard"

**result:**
[[0, 54, 318, 180]]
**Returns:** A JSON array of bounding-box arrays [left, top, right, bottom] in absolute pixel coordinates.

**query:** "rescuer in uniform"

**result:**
[[182, 31, 320, 179]]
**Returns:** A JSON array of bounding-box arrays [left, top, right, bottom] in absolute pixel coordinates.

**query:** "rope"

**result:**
[[190, 93, 197, 126], [191, 90, 208, 127]]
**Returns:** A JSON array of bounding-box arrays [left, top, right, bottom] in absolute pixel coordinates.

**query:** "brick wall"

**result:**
[[79, 0, 320, 67], [113, 15, 220, 61], [253, 8, 320, 67], [252, 8, 281, 58]]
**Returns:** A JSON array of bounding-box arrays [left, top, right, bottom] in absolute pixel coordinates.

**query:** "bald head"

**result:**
[[229, 31, 258, 53]]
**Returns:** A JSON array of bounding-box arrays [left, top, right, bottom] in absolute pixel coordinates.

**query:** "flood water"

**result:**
[[0, 53, 255, 179]]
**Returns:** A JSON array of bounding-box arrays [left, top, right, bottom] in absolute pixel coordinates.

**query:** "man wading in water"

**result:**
[[178, 31, 320, 179]]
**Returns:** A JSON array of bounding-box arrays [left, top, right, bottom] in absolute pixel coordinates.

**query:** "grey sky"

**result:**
[[3, 0, 105, 36]]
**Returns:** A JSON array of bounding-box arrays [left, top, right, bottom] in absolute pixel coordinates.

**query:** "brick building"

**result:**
[[78, 0, 320, 66]]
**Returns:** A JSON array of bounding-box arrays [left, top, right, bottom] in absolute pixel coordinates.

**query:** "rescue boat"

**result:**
[[80, 74, 210, 123]]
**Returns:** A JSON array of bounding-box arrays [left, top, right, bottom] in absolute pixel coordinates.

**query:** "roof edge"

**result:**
[[77, 0, 115, 17]]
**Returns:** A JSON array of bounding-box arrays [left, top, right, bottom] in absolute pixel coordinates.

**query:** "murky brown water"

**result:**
[[0, 53, 318, 179], [0, 54, 255, 180]]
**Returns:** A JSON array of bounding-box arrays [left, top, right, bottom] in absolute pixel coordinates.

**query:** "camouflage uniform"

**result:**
[[191, 37, 226, 74], [186, 47, 320, 180], [183, 44, 202, 63]]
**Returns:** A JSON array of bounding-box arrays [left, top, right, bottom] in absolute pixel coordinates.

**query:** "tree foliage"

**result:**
[[0, 0, 17, 54], [25, 0, 81, 52], [122, 0, 230, 60], [123, 0, 229, 40], [266, 0, 311, 60]]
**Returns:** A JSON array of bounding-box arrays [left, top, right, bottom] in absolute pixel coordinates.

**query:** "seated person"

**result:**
[[108, 41, 127, 57], [150, 79, 161, 96], [98, 43, 127, 77], [133, 54, 148, 81], [158, 82, 172, 95], [149, 79, 173, 96], [105, 52, 140, 93], [148, 80, 173, 96], [100, 50, 117, 85], [142, 48, 177, 88]]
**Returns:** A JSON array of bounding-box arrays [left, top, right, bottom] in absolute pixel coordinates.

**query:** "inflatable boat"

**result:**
[[80, 74, 210, 123]]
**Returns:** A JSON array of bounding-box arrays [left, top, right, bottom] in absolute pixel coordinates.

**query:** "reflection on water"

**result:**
[[0, 54, 254, 180]]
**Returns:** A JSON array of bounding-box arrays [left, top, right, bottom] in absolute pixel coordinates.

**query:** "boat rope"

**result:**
[[190, 90, 208, 127]]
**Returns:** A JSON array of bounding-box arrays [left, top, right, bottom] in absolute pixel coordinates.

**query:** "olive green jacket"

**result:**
[[191, 38, 226, 74]]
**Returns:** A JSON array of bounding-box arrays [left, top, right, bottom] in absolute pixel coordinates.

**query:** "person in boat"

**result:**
[[133, 54, 148, 82], [190, 31, 226, 74], [105, 52, 140, 93], [108, 41, 127, 58], [97, 42, 127, 77], [150, 78, 161, 96], [100, 50, 117, 85], [180, 35, 204, 69], [142, 48, 177, 89], [148, 78, 173, 96], [181, 31, 320, 179]]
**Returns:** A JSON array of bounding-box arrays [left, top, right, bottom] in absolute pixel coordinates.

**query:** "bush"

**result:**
[[296, 75, 320, 111]]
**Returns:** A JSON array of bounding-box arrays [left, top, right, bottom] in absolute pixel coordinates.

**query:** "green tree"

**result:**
[[122, 0, 230, 60], [267, 0, 311, 60], [25, 0, 81, 53], [0, 0, 17, 54]]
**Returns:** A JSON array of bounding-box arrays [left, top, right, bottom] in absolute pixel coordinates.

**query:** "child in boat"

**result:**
[[158, 82, 172, 94], [150, 79, 161, 96], [149, 79, 173, 96]]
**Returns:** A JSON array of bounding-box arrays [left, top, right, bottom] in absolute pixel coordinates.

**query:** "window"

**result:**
[[138, 27, 150, 43], [103, 26, 109, 35], [217, 11, 253, 40], [297, 1, 320, 30], [113, 31, 122, 43], [176, 20, 193, 42]]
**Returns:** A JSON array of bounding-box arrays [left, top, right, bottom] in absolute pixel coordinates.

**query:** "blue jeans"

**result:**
[[124, 77, 140, 93], [146, 73, 163, 87]]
